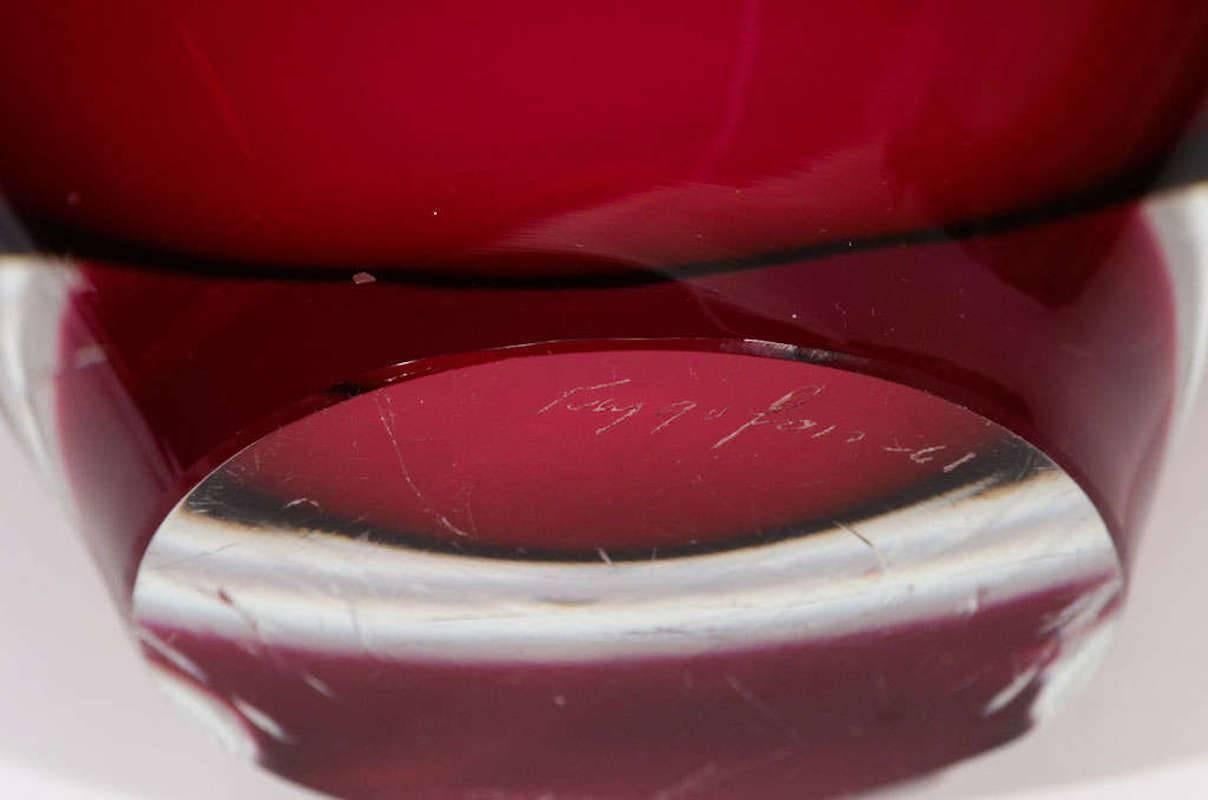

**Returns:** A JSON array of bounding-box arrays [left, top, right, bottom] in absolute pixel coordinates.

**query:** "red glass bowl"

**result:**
[[1, 2, 1205, 798]]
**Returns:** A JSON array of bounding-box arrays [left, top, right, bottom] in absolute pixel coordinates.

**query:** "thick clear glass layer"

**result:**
[[130, 345, 1123, 798]]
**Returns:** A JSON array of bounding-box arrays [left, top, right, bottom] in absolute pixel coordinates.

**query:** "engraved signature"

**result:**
[[538, 379, 978, 473]]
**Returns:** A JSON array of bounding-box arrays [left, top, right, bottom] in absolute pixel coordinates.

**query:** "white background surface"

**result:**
[[1, 378, 1206, 799]]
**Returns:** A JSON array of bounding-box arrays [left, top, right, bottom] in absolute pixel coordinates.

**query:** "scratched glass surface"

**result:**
[[1, 3, 1206, 798]]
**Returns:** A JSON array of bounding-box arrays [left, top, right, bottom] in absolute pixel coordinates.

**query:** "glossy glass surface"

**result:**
[[0, 3, 1204, 798], [1, 2, 1203, 274]]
